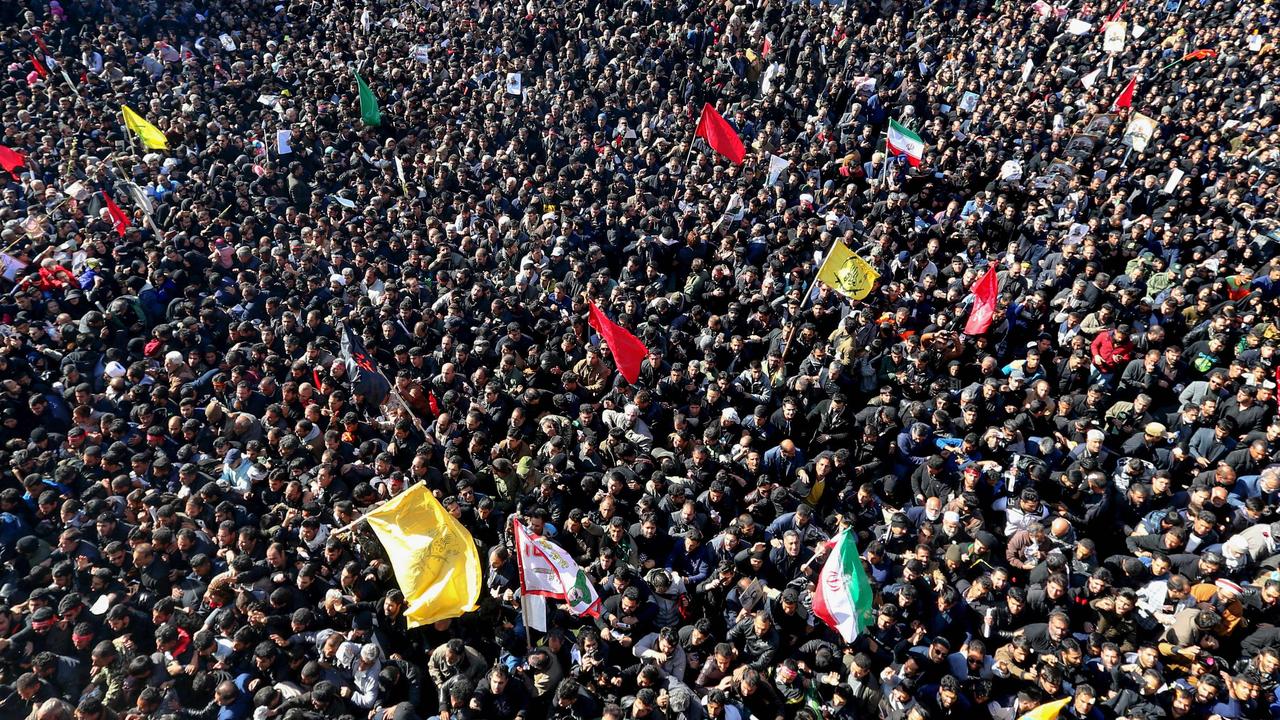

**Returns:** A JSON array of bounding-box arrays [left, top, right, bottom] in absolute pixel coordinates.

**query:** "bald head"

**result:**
[[1050, 518, 1071, 538]]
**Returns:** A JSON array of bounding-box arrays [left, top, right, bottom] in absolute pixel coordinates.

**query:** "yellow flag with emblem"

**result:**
[[362, 483, 482, 627], [121, 105, 169, 150], [816, 240, 879, 300]]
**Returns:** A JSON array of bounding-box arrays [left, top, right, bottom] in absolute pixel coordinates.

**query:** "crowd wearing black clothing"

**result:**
[[1, 0, 1280, 719]]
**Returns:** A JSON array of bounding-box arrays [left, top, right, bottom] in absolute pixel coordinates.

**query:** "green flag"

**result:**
[[354, 70, 381, 127]]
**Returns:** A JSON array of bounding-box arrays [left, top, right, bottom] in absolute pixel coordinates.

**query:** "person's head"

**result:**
[[1072, 685, 1097, 716], [752, 611, 772, 636], [1048, 612, 1070, 640]]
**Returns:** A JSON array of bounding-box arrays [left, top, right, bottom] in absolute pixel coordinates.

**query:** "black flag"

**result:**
[[339, 324, 391, 407]]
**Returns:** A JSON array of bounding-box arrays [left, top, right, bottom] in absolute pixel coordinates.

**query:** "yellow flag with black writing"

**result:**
[[363, 484, 482, 627], [816, 240, 878, 300], [121, 105, 168, 150]]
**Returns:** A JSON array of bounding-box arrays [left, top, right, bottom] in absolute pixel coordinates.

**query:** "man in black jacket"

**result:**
[[726, 611, 779, 672]]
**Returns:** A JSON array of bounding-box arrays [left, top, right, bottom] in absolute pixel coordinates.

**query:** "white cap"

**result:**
[[104, 361, 126, 378]]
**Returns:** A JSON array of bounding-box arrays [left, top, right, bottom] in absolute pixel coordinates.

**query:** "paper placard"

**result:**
[[1066, 18, 1092, 35], [1104, 22, 1126, 53], [63, 181, 90, 201], [1123, 112, 1157, 153], [767, 154, 791, 186]]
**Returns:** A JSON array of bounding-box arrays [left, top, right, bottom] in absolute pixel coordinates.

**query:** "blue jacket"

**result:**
[[666, 542, 714, 585], [762, 445, 807, 483]]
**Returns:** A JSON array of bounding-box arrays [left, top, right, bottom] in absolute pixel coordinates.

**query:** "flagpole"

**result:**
[[878, 126, 893, 193], [511, 514, 533, 648], [331, 513, 368, 536], [121, 110, 139, 157], [105, 156, 160, 235], [780, 280, 817, 363]]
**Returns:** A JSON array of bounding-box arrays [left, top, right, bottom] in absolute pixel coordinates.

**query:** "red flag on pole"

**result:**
[[29, 53, 48, 79], [102, 191, 131, 237], [964, 265, 1000, 335], [587, 302, 649, 385], [1112, 75, 1137, 111], [0, 146, 27, 180], [1181, 49, 1218, 62], [694, 103, 746, 165]]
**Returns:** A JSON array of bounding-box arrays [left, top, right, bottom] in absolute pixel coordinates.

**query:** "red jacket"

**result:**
[[1091, 330, 1135, 373], [36, 264, 77, 291]]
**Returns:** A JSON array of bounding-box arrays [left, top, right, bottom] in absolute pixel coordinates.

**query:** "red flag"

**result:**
[[29, 53, 47, 79], [0, 146, 26, 180], [964, 266, 1000, 335], [32, 29, 50, 58], [761, 35, 773, 57], [102, 191, 130, 237], [1112, 75, 1137, 111], [1181, 49, 1218, 62], [694, 103, 746, 165], [587, 302, 649, 385]]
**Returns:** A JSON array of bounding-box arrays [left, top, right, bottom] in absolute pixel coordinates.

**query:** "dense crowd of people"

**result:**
[[0, 0, 1279, 718]]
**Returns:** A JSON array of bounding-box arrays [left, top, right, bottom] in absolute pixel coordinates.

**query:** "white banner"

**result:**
[[513, 518, 601, 617]]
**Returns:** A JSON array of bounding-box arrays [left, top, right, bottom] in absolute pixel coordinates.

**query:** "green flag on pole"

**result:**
[[354, 70, 382, 127]]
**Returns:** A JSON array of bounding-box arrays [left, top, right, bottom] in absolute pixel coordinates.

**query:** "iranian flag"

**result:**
[[812, 528, 874, 643], [886, 119, 924, 167], [513, 517, 602, 617]]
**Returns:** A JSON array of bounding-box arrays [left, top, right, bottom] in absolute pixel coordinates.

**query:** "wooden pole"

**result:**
[[779, 282, 816, 362]]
